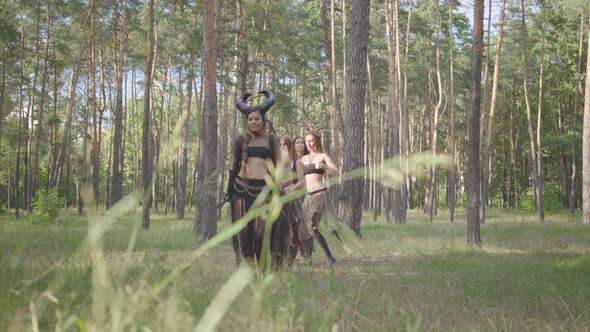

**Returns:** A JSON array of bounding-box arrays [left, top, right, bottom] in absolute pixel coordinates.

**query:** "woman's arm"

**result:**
[[288, 159, 306, 191], [320, 153, 340, 176]]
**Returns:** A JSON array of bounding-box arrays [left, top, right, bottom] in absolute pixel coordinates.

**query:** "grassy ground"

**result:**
[[1, 207, 589, 331]]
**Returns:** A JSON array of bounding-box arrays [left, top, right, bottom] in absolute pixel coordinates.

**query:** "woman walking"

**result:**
[[226, 90, 291, 267]]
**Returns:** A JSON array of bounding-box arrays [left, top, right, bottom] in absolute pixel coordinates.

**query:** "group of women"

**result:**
[[226, 89, 343, 268]]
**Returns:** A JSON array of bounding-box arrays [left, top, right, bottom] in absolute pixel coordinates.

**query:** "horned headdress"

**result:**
[[235, 89, 275, 117]]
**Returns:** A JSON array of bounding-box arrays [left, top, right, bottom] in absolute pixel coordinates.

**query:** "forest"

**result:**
[[2, 0, 590, 330], [0, 0, 590, 230]]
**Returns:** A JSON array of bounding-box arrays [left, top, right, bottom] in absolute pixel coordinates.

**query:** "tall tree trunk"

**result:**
[[142, 0, 156, 229], [446, 0, 456, 222], [89, 0, 100, 207], [33, 4, 50, 196], [480, 0, 506, 224], [111, 0, 128, 206], [535, 18, 546, 223], [25, 0, 43, 211], [385, 0, 402, 223], [196, 0, 218, 240], [52, 53, 83, 189], [320, 0, 344, 162], [79, 76, 90, 216], [510, 88, 519, 208], [403, 0, 413, 210], [339, 0, 369, 236], [571, 14, 584, 212], [467, 0, 484, 244], [520, 0, 541, 218], [15, 20, 27, 218], [428, 4, 443, 223], [582, 10, 590, 225], [48, 47, 59, 190], [177, 56, 193, 219]]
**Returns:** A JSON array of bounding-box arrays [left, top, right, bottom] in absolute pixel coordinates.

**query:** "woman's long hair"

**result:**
[[281, 136, 297, 161]]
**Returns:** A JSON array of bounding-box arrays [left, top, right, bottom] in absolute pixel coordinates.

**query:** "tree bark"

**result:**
[[570, 14, 584, 212], [519, 0, 541, 219], [339, 0, 369, 236], [446, 0, 456, 222], [15, 20, 26, 218], [177, 56, 194, 220], [320, 0, 344, 162], [111, 0, 128, 206], [582, 10, 590, 225], [385, 0, 402, 223], [535, 17, 546, 223], [142, 0, 156, 229], [52, 50, 83, 189], [480, 0, 506, 224], [467, 0, 484, 244], [195, 0, 219, 240]]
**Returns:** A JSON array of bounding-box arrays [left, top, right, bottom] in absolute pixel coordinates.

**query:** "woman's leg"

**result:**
[[311, 212, 336, 264]]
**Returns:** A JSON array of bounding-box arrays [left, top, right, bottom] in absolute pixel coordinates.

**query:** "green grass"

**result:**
[[1, 208, 589, 331]]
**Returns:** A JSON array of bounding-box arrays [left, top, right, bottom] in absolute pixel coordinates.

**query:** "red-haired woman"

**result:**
[[299, 132, 341, 264]]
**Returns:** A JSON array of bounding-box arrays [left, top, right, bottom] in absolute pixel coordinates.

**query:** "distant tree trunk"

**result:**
[[571, 14, 584, 212], [520, 0, 541, 219], [52, 49, 83, 189], [111, 0, 128, 206], [582, 10, 590, 225], [339, 0, 369, 236], [153, 64, 167, 212], [104, 126, 112, 209], [48, 49, 59, 190], [403, 0, 413, 210], [480, 0, 506, 223], [15, 21, 26, 218], [195, 0, 218, 240], [89, 0, 100, 207], [142, 0, 156, 230], [25, 1, 43, 211], [320, 0, 344, 162], [446, 0, 456, 222], [177, 57, 193, 219], [535, 16, 546, 223], [385, 0, 402, 223], [466, 0, 483, 244], [509, 88, 519, 208], [428, 5, 443, 223], [230, 0, 244, 149], [79, 77, 90, 216], [33, 4, 50, 198]]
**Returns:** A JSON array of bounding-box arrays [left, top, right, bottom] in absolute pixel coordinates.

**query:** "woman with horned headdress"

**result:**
[[225, 89, 291, 267]]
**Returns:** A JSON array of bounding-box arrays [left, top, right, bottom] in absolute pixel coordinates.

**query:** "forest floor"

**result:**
[[1, 208, 589, 331]]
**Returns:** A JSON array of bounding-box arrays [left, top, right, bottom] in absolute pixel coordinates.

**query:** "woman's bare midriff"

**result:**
[[239, 157, 270, 180], [304, 173, 326, 193]]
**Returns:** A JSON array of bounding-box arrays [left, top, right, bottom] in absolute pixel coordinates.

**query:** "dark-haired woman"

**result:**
[[226, 90, 291, 267], [280, 136, 312, 264]]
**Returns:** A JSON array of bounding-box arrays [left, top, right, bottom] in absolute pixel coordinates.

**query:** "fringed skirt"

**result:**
[[284, 197, 314, 262], [302, 188, 361, 255], [230, 177, 291, 266]]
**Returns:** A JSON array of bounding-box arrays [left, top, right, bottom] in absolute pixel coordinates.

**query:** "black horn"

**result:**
[[257, 89, 275, 115], [235, 92, 252, 115]]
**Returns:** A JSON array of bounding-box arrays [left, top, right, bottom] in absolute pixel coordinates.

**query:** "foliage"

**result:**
[[1, 209, 589, 330], [27, 189, 62, 224]]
